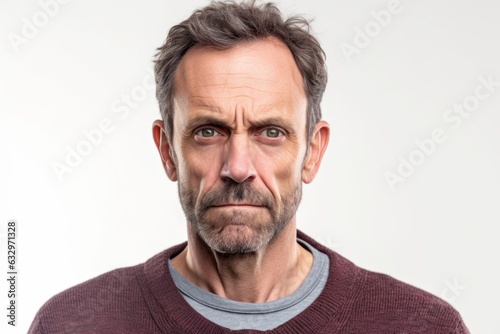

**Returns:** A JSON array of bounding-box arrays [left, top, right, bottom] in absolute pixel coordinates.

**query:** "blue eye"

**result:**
[[262, 128, 283, 138]]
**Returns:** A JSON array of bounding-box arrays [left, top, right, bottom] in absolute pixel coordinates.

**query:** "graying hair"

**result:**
[[153, 0, 327, 144]]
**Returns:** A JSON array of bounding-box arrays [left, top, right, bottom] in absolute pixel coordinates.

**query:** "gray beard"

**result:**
[[178, 178, 302, 254]]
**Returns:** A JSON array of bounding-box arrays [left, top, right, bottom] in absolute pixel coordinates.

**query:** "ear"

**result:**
[[302, 121, 330, 184], [152, 120, 178, 181]]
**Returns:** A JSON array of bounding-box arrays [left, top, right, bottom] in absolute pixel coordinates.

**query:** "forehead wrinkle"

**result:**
[[182, 58, 301, 93], [187, 88, 286, 112], [187, 78, 285, 96], [185, 88, 304, 120], [187, 83, 290, 110]]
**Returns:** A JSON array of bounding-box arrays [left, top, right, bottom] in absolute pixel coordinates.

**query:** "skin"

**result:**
[[152, 37, 330, 303]]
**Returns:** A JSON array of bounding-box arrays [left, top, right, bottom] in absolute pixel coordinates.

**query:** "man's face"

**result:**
[[170, 38, 309, 254]]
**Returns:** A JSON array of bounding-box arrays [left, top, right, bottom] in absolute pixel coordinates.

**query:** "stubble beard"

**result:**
[[178, 178, 302, 254]]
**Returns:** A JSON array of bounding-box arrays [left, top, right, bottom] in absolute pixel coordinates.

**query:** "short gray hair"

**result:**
[[154, 0, 327, 144]]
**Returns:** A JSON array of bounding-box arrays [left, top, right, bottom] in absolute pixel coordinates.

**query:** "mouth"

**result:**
[[212, 203, 263, 208]]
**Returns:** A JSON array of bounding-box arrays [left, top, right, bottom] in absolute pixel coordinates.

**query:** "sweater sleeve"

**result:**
[[453, 317, 470, 334], [27, 313, 44, 334]]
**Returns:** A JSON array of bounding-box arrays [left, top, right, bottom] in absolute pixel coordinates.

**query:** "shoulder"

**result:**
[[42, 264, 142, 312], [29, 265, 143, 334], [29, 243, 187, 334], [298, 231, 469, 333], [339, 258, 469, 333]]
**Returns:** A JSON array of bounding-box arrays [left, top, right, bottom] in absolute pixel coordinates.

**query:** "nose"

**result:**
[[220, 134, 257, 183]]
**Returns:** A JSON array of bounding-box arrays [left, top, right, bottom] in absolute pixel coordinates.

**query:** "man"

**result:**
[[30, 1, 469, 333]]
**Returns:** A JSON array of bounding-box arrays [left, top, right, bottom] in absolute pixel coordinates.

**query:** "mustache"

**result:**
[[199, 181, 273, 210]]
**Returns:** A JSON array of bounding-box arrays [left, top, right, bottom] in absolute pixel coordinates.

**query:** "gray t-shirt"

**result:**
[[168, 239, 330, 330]]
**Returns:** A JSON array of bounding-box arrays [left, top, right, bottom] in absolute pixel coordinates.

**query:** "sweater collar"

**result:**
[[139, 230, 362, 333]]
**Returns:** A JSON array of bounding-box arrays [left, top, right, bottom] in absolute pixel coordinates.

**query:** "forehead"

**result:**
[[173, 37, 306, 118]]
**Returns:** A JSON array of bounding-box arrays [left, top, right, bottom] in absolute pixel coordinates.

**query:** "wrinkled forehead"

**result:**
[[173, 37, 306, 113]]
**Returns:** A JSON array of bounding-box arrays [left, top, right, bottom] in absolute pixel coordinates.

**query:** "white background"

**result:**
[[1, 0, 499, 332]]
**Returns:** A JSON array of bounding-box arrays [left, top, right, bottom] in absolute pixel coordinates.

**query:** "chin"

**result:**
[[199, 221, 276, 254]]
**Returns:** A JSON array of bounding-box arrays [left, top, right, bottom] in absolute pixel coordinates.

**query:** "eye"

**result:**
[[195, 128, 220, 137], [261, 128, 283, 138]]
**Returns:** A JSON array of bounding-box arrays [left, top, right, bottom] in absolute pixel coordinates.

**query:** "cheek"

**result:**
[[256, 144, 304, 195], [274, 141, 305, 175], [178, 144, 223, 195]]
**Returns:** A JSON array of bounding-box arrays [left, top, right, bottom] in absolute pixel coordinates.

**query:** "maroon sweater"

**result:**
[[29, 231, 469, 333]]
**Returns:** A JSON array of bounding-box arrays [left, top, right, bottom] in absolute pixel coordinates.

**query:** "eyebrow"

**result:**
[[185, 115, 228, 132], [185, 114, 297, 134], [248, 117, 296, 132]]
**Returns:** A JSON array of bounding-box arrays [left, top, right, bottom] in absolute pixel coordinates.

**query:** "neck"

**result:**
[[171, 221, 313, 303]]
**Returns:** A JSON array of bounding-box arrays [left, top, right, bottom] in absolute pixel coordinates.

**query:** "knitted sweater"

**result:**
[[29, 231, 469, 333]]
